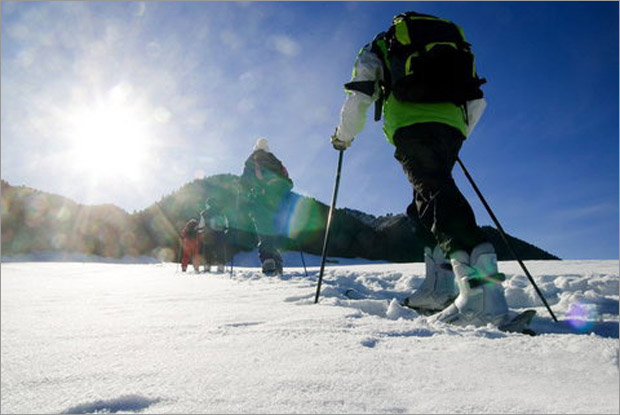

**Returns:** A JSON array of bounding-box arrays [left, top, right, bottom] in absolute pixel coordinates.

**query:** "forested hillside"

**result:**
[[1, 179, 559, 261]]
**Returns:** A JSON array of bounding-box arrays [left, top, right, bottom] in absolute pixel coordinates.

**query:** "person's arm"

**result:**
[[253, 154, 264, 180], [197, 211, 206, 233], [241, 156, 258, 193], [332, 43, 384, 149]]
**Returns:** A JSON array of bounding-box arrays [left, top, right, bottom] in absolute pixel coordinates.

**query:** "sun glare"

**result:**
[[67, 104, 151, 182]]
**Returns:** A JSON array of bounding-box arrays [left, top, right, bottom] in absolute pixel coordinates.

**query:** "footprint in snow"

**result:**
[[223, 321, 264, 328], [60, 394, 160, 414], [361, 338, 379, 348]]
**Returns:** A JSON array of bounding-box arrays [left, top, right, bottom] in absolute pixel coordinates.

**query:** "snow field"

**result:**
[[1, 259, 618, 414]]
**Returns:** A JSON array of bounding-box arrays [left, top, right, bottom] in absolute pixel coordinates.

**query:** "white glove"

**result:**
[[330, 128, 352, 151]]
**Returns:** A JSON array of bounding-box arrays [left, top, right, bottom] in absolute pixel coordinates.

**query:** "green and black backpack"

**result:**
[[375, 12, 486, 106]]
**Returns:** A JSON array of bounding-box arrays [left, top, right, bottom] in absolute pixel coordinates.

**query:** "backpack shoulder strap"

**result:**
[[343, 33, 391, 122], [370, 32, 391, 121]]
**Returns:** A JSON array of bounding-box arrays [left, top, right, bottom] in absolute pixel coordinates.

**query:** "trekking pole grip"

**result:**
[[314, 150, 344, 304]]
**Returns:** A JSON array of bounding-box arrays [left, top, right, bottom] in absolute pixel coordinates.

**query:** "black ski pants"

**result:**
[[393, 122, 488, 257], [248, 189, 289, 266], [203, 230, 227, 265]]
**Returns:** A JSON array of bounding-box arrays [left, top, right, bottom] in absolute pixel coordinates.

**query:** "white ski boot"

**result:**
[[403, 246, 458, 314], [430, 242, 510, 327]]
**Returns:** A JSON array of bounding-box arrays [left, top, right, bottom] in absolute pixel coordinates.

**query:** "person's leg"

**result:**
[[395, 123, 508, 324], [258, 238, 282, 273], [189, 239, 200, 272], [394, 123, 487, 256], [215, 232, 227, 273], [395, 124, 462, 311], [202, 232, 214, 273], [405, 201, 437, 251], [250, 201, 283, 274], [181, 239, 190, 272]]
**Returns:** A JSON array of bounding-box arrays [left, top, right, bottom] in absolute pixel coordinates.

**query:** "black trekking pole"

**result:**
[[295, 240, 308, 277], [202, 237, 207, 274], [314, 150, 344, 304], [229, 247, 234, 277], [223, 242, 228, 275], [176, 239, 182, 274], [456, 157, 558, 322], [300, 250, 308, 278], [230, 187, 240, 278]]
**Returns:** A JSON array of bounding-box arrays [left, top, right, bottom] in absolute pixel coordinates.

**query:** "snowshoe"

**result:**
[[431, 243, 510, 328], [401, 298, 446, 316], [498, 309, 537, 336]]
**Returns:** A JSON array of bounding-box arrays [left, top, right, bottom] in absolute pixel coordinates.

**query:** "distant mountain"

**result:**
[[1, 180, 150, 258], [340, 207, 559, 261], [1, 178, 559, 262], [341, 208, 382, 228]]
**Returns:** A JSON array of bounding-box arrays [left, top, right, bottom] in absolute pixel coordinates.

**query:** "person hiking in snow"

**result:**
[[331, 11, 511, 328], [240, 138, 293, 275], [180, 218, 201, 273], [198, 197, 229, 273]]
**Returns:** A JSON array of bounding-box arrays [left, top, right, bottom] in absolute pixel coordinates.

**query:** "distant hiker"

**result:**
[[180, 218, 201, 273], [198, 198, 229, 273], [240, 138, 293, 275], [331, 11, 512, 328]]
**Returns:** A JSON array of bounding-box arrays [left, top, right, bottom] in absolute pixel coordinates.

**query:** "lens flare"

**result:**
[[275, 193, 325, 240], [566, 302, 598, 332]]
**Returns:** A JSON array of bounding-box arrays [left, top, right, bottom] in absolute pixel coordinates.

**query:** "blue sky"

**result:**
[[1, 1, 618, 260]]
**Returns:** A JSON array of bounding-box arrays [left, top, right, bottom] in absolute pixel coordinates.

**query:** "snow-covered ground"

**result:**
[[1, 255, 618, 414]]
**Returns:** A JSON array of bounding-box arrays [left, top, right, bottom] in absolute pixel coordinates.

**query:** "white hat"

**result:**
[[254, 137, 270, 152]]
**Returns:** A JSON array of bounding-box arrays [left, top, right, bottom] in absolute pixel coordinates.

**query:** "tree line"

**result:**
[[0, 178, 559, 262]]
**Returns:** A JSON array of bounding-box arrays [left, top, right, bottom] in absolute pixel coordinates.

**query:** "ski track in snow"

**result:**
[[1, 258, 618, 414]]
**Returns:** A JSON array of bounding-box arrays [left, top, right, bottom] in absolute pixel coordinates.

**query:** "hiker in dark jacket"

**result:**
[[240, 138, 293, 275]]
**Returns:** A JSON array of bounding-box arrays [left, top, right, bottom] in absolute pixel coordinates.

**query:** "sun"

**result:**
[[67, 103, 152, 183]]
